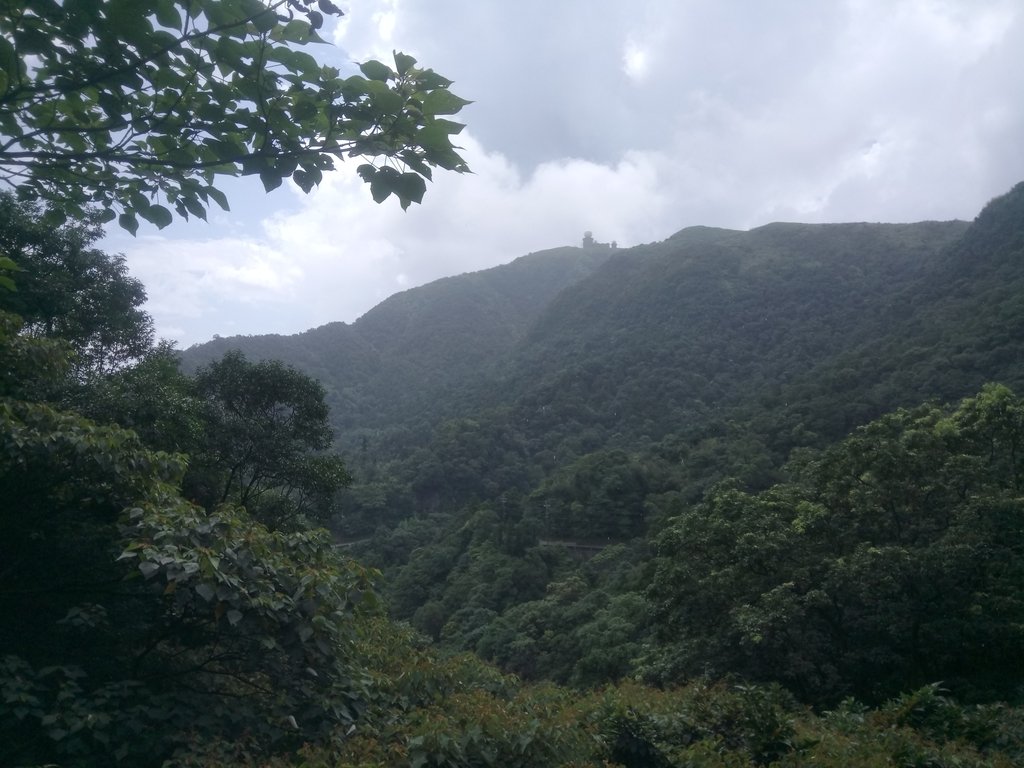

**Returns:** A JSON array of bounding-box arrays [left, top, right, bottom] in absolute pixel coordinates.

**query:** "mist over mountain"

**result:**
[[183, 244, 616, 439]]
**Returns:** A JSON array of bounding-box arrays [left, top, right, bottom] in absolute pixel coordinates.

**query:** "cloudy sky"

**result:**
[[105, 0, 1024, 348]]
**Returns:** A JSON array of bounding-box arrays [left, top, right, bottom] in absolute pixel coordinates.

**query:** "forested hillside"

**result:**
[[7, 177, 1024, 765], [184, 245, 615, 440], [7, 1, 1021, 765], [181, 182, 1024, 713]]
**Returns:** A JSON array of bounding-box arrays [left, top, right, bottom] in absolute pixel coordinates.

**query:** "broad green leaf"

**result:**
[[356, 163, 376, 183], [419, 121, 465, 153], [250, 6, 278, 33], [368, 166, 400, 203], [0, 36, 15, 79], [359, 59, 393, 82], [366, 83, 403, 115], [421, 89, 472, 116], [394, 51, 417, 75], [292, 168, 322, 193], [392, 172, 427, 210], [118, 212, 139, 235], [154, 0, 182, 30], [140, 204, 173, 229], [260, 170, 284, 192], [277, 19, 312, 44], [415, 69, 454, 90], [195, 583, 215, 602], [206, 187, 230, 211]]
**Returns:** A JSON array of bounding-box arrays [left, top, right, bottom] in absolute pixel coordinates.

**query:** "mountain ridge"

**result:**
[[178, 183, 1024, 688], [181, 186, 1018, 472]]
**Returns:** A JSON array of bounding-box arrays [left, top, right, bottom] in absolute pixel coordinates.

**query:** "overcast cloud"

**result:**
[[108, 0, 1024, 347]]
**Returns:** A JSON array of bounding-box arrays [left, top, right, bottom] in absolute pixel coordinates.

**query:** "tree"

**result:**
[[186, 349, 350, 528], [0, 305, 381, 766], [77, 341, 204, 453], [0, 0, 470, 230], [647, 386, 1024, 705], [0, 192, 153, 377]]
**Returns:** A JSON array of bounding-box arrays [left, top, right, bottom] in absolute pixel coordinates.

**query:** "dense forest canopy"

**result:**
[[7, 177, 1024, 767], [2, 3, 1024, 765], [183, 182, 1024, 722]]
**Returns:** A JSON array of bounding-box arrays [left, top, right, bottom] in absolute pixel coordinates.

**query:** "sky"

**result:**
[[105, 0, 1024, 348]]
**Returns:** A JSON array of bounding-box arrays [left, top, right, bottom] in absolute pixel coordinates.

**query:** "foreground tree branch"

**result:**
[[0, 0, 470, 231]]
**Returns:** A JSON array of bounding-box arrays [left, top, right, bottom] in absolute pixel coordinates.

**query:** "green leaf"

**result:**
[[356, 164, 377, 182], [153, 0, 182, 30], [278, 19, 312, 44], [206, 187, 230, 211], [292, 168, 322, 193], [0, 0, 469, 226], [419, 121, 465, 154], [260, 171, 284, 192], [368, 166, 400, 203], [0, 35, 15, 79], [366, 83, 404, 115], [195, 583, 216, 602], [394, 51, 417, 75], [416, 69, 454, 90], [421, 89, 472, 116], [251, 6, 278, 33], [118, 212, 139, 236], [140, 204, 174, 229], [359, 59, 394, 82], [183, 196, 208, 221], [393, 172, 427, 210]]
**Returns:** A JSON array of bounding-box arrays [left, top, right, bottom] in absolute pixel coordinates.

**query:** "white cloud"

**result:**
[[332, 0, 403, 60], [122, 135, 674, 346], [622, 39, 650, 82]]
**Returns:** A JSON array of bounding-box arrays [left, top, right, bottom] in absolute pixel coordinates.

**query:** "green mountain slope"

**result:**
[[498, 219, 970, 455], [182, 245, 615, 440], [183, 183, 1024, 691]]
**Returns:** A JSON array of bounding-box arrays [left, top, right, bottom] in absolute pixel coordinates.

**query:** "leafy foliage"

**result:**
[[0, 0, 470, 228], [184, 182, 1024, 699], [0, 198, 364, 763], [0, 307, 380, 765], [0, 192, 153, 377], [185, 349, 351, 528], [648, 384, 1024, 704], [76, 341, 204, 453]]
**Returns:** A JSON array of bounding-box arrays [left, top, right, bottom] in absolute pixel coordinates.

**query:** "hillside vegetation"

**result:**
[[182, 183, 1024, 705], [5, 183, 1024, 766]]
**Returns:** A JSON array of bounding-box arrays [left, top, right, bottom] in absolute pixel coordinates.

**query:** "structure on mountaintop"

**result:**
[[582, 231, 617, 250]]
